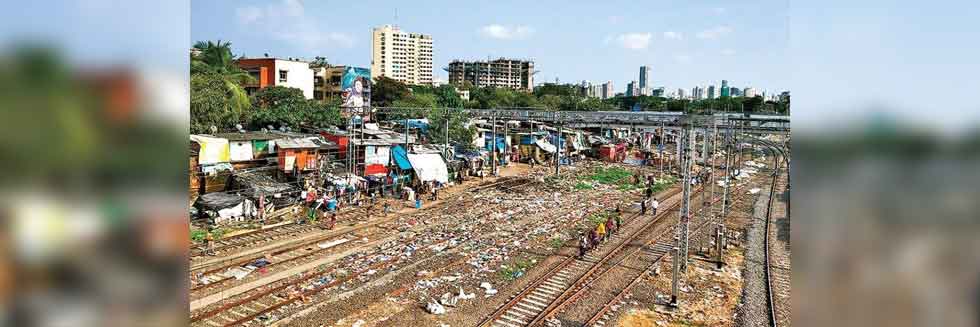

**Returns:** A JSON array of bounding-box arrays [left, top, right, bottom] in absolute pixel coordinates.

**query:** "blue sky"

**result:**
[[191, 0, 791, 94]]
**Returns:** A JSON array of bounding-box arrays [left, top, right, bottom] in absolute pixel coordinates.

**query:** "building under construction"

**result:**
[[445, 58, 535, 92]]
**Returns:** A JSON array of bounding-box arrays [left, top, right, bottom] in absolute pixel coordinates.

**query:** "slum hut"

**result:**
[[275, 137, 320, 174], [389, 144, 413, 197], [454, 146, 486, 177], [193, 192, 256, 226], [230, 169, 298, 220], [406, 151, 450, 185], [190, 135, 233, 196], [319, 129, 351, 159], [515, 132, 549, 165], [214, 131, 281, 169]]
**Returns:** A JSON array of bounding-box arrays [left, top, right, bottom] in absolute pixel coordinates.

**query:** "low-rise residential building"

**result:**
[[238, 57, 315, 99]]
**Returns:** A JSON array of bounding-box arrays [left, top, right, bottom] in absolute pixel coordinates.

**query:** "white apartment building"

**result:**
[[372, 24, 433, 85]]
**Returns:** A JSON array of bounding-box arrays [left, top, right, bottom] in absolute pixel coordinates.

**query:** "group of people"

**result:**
[[641, 175, 660, 216], [578, 206, 625, 258], [402, 180, 445, 209]]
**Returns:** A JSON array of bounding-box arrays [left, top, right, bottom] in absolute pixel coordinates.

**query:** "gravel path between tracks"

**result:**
[[734, 176, 774, 327]]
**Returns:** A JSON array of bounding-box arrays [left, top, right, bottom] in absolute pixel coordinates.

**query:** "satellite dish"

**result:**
[[279, 126, 286, 132], [209, 125, 217, 134], [261, 128, 268, 133], [267, 125, 274, 131]]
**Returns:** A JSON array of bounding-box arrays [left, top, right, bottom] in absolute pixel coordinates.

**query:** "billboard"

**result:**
[[341, 67, 371, 119]]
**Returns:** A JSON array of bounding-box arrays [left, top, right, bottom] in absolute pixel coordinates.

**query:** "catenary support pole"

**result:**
[[492, 114, 497, 176]]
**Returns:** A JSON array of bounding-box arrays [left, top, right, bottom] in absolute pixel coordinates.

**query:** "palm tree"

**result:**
[[191, 40, 254, 118]]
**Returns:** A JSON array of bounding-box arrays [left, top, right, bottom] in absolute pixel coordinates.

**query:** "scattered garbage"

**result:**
[[352, 320, 366, 327], [225, 266, 255, 280], [318, 238, 349, 249], [480, 282, 498, 297], [426, 300, 446, 314], [440, 292, 457, 307], [748, 188, 761, 194], [456, 286, 475, 300]]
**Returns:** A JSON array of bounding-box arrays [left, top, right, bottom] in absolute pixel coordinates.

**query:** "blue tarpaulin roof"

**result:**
[[391, 145, 412, 170], [484, 135, 506, 152], [398, 119, 430, 133], [520, 135, 537, 145]]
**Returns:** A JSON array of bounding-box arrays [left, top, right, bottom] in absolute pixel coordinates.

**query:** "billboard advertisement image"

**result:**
[[341, 67, 371, 118]]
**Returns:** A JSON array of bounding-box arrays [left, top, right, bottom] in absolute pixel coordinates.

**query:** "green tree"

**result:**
[[743, 96, 764, 113], [248, 86, 343, 130], [191, 73, 246, 133], [428, 108, 475, 148], [309, 56, 329, 69], [533, 84, 580, 97], [371, 76, 410, 107], [190, 40, 253, 118]]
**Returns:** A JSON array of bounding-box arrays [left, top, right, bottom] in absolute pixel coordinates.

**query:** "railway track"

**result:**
[[190, 176, 550, 326], [190, 205, 372, 259], [479, 151, 775, 327], [189, 175, 528, 261], [476, 186, 688, 327], [765, 162, 791, 327], [188, 177, 518, 275], [190, 166, 657, 326], [582, 179, 760, 327]]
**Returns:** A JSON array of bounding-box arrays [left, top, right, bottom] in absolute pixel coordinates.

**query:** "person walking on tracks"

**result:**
[[596, 220, 606, 243], [205, 229, 216, 256], [578, 231, 589, 258], [641, 198, 647, 215], [651, 197, 659, 216], [605, 215, 616, 237], [589, 228, 599, 251], [615, 213, 623, 231]]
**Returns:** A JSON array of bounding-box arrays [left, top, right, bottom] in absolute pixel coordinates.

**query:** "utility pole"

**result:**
[[504, 117, 510, 166], [658, 120, 664, 178], [492, 113, 497, 176], [444, 108, 450, 159], [555, 112, 562, 175], [717, 118, 731, 269], [671, 120, 693, 307]]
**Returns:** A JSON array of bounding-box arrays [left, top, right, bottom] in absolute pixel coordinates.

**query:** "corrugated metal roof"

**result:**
[[214, 132, 280, 141], [275, 138, 319, 149]]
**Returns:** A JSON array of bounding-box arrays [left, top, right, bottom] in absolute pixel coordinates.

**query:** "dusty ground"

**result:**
[[260, 162, 668, 327], [604, 171, 774, 327]]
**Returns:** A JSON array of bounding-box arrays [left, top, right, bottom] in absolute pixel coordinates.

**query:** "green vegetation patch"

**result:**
[[499, 258, 535, 281]]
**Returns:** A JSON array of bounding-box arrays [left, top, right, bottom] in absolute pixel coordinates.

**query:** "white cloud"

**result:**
[[234, 0, 354, 52], [236, 6, 262, 24], [721, 48, 736, 56], [663, 31, 683, 40], [674, 54, 692, 63], [480, 24, 534, 40], [616, 33, 652, 50], [696, 26, 733, 39]]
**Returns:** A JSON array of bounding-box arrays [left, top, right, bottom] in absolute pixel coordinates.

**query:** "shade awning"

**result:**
[[536, 139, 557, 153], [391, 145, 412, 170], [407, 153, 449, 183]]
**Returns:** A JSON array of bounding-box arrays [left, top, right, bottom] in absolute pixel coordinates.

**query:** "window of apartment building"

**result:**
[[279, 70, 288, 83]]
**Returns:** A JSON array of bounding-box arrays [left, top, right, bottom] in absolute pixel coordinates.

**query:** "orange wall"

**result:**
[[237, 58, 276, 88]]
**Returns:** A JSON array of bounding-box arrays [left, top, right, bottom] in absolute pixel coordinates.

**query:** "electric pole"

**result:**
[[491, 113, 497, 176], [671, 120, 693, 306]]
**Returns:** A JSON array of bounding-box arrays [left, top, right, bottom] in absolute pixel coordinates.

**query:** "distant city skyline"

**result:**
[[191, 0, 789, 94]]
